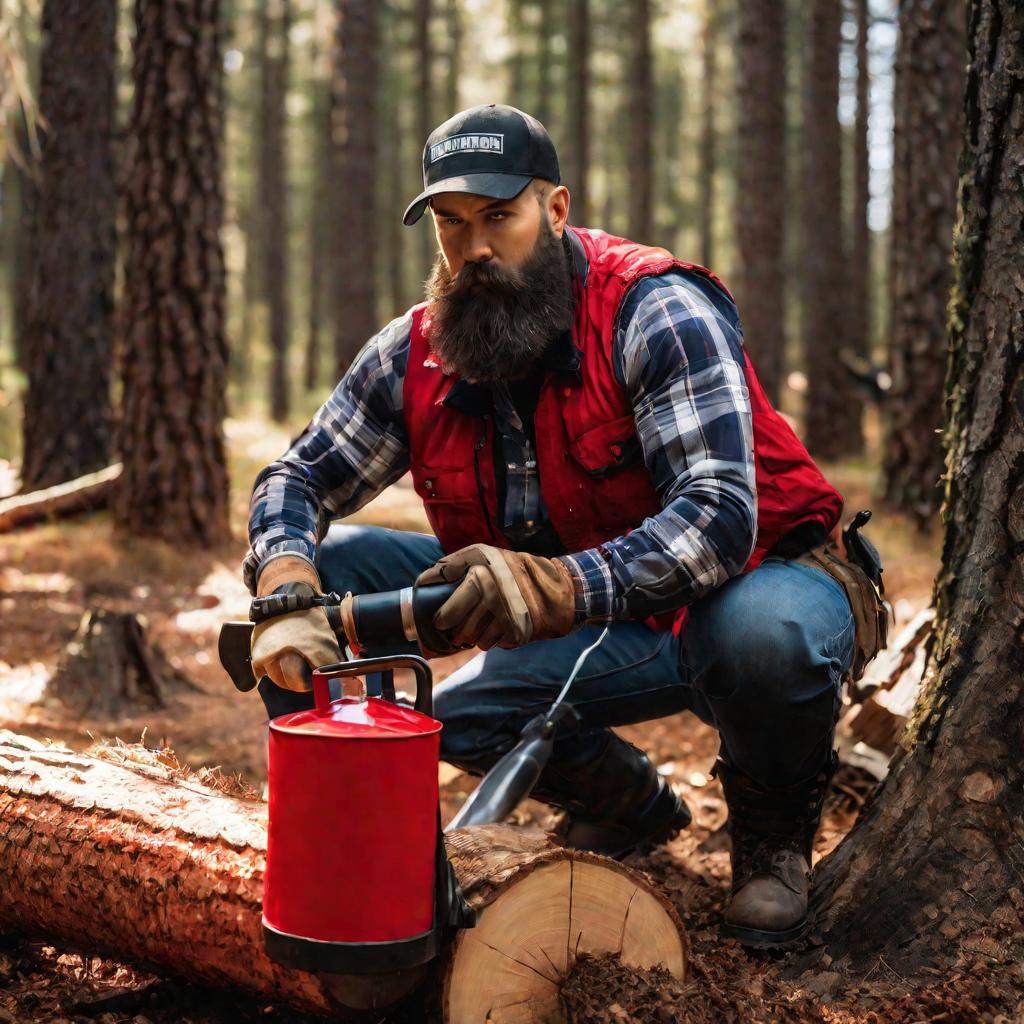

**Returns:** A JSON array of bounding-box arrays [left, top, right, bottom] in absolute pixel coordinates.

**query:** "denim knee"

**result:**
[[317, 524, 391, 592]]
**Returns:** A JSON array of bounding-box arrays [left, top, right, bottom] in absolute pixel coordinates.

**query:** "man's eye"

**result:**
[[444, 217, 462, 226], [488, 212, 509, 221]]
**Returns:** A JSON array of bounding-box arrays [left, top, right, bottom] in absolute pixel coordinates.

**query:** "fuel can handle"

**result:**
[[311, 654, 434, 716]]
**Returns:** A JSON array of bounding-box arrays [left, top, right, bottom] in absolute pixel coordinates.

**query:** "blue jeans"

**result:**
[[259, 524, 854, 786]]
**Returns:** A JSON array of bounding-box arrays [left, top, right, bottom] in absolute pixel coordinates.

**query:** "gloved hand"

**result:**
[[250, 555, 341, 691], [415, 544, 577, 651]]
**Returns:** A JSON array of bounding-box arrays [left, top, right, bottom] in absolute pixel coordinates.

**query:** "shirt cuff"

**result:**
[[253, 545, 318, 590], [558, 550, 616, 625]]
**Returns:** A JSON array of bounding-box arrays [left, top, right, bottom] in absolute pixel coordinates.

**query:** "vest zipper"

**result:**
[[473, 417, 500, 544]]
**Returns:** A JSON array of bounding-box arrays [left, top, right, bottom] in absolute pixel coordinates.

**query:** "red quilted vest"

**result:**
[[402, 227, 844, 632]]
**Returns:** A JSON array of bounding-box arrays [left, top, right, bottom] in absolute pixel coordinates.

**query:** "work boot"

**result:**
[[536, 733, 692, 860], [716, 751, 838, 948]]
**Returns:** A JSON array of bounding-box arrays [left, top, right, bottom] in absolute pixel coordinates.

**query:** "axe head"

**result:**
[[218, 620, 259, 692]]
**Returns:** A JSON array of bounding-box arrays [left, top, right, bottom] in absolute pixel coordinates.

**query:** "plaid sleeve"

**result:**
[[558, 272, 757, 623], [242, 311, 413, 593]]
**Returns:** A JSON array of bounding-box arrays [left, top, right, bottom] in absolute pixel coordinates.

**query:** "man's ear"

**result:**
[[546, 185, 571, 236]]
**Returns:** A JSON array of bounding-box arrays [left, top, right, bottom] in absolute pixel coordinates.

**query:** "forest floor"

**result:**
[[1, 414, 1021, 1023]]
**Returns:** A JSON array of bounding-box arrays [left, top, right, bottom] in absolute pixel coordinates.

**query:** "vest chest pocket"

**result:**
[[564, 415, 657, 535], [567, 416, 644, 478], [412, 463, 496, 551], [412, 464, 479, 504]]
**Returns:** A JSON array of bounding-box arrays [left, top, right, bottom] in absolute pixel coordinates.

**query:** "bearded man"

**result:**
[[244, 105, 885, 948]]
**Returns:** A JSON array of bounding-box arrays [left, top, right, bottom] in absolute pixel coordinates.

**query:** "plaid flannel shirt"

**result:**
[[244, 269, 757, 624]]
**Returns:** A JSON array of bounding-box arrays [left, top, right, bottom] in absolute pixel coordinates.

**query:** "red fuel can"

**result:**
[[262, 655, 448, 974]]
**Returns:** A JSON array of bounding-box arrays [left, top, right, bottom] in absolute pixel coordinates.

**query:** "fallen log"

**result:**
[[0, 732, 687, 1022], [0, 463, 121, 532]]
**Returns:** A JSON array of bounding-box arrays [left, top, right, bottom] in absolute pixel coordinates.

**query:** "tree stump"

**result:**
[[443, 827, 687, 1024], [45, 607, 201, 718], [0, 733, 688, 1022]]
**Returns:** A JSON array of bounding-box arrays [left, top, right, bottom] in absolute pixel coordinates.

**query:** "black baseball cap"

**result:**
[[403, 104, 560, 226]]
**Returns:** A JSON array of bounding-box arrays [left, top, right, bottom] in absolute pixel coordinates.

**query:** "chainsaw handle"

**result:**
[[311, 654, 434, 717]]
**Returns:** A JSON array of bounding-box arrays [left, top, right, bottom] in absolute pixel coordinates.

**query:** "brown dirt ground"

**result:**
[[3, 415, 1020, 1022]]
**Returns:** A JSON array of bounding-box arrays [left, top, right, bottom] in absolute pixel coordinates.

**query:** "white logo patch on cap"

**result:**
[[429, 133, 504, 164]]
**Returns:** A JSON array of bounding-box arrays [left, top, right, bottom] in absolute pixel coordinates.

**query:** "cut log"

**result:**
[[0, 463, 121, 532], [46, 606, 203, 717], [442, 827, 687, 1024], [0, 733, 688, 1022]]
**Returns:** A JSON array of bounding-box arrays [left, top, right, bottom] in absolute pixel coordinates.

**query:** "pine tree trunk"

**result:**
[[19, 0, 117, 491], [801, 0, 862, 458], [806, 0, 1024, 975], [8, 113, 38, 374], [698, 2, 717, 269], [332, 0, 378, 374], [849, 0, 871, 369], [305, 36, 330, 393], [654, 58, 686, 251], [445, 0, 462, 115], [735, 0, 786, 406], [415, 0, 434, 284], [260, 0, 291, 422], [114, 0, 230, 546], [508, 0, 526, 108], [627, 0, 653, 243], [883, 0, 965, 525], [566, 0, 590, 225], [536, 0, 554, 128]]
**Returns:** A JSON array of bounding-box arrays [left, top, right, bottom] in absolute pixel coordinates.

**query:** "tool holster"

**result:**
[[795, 510, 888, 682]]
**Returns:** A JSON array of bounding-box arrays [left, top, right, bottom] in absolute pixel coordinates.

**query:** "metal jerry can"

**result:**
[[262, 655, 472, 975]]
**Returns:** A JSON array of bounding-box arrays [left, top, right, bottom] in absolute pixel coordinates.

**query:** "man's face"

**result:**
[[430, 182, 570, 278], [422, 181, 576, 383]]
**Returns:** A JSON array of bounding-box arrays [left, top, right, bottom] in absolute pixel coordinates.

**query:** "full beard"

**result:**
[[424, 223, 576, 383]]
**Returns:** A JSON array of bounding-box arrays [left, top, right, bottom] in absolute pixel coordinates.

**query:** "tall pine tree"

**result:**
[[114, 0, 230, 545], [20, 0, 117, 490]]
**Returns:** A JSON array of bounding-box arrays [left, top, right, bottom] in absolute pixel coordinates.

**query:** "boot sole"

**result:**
[[719, 918, 807, 949]]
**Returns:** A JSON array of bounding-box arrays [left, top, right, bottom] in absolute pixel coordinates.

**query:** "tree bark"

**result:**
[[627, 0, 653, 243], [446, 0, 462, 115], [735, 0, 786, 405], [0, 735, 687, 1021], [305, 30, 330, 393], [259, 0, 291, 422], [653, 56, 686, 251], [508, 0, 526, 108], [415, 0, 434, 284], [536, 0, 554, 128], [848, 0, 871, 371], [808, 0, 1024, 975], [332, 0, 378, 374], [801, 0, 862, 458], [114, 0, 231, 546], [698, 1, 717, 269], [19, 0, 117, 491], [566, 0, 590, 225], [883, 0, 965, 526]]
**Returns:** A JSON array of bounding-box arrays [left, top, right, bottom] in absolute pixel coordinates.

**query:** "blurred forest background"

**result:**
[[0, 0, 961, 542]]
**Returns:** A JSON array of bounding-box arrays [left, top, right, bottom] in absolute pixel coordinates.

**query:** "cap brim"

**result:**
[[402, 172, 534, 226]]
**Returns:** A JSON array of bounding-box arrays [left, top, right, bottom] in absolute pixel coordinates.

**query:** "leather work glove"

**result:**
[[415, 544, 577, 651], [250, 555, 341, 692]]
